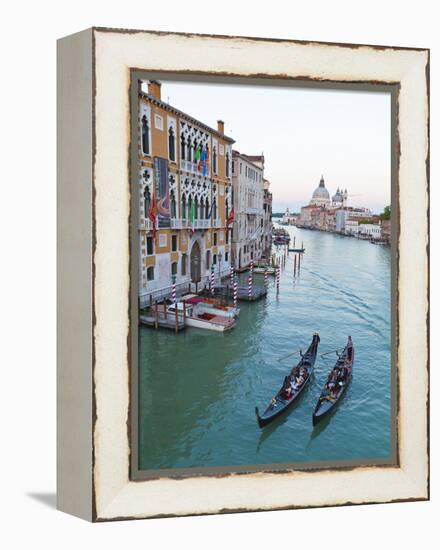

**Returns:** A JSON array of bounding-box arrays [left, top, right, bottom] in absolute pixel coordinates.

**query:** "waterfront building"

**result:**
[[138, 80, 234, 307], [309, 175, 331, 207], [281, 208, 298, 225], [231, 151, 265, 269], [263, 179, 273, 257], [335, 207, 372, 232], [381, 219, 391, 243]]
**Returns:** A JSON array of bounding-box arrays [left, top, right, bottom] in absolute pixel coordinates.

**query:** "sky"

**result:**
[[143, 81, 391, 214]]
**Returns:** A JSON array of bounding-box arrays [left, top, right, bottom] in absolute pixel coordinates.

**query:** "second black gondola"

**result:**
[[312, 336, 354, 426]]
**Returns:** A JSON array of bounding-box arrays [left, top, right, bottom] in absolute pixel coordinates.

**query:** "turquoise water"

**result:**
[[138, 225, 392, 471]]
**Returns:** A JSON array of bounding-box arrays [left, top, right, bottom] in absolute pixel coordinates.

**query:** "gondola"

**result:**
[[312, 336, 354, 426], [288, 247, 305, 253], [255, 333, 320, 428]]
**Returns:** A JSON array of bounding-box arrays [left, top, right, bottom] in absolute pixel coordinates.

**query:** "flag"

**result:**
[[148, 193, 157, 240], [227, 207, 235, 226], [189, 200, 195, 234]]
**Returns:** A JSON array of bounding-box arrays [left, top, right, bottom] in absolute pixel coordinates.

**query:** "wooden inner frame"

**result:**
[[62, 28, 429, 521]]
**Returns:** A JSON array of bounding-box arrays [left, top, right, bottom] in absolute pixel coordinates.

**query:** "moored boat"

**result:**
[[312, 336, 354, 426], [288, 248, 305, 253], [167, 302, 236, 332], [253, 266, 276, 275], [255, 333, 320, 428], [181, 294, 240, 318]]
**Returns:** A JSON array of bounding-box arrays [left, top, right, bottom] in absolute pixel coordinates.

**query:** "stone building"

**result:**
[[231, 151, 265, 269], [138, 80, 234, 307], [262, 179, 273, 257]]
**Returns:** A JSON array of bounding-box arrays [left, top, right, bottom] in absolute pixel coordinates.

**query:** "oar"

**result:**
[[319, 348, 343, 359], [277, 349, 302, 362]]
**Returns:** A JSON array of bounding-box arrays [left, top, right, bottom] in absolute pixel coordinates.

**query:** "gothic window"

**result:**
[[188, 195, 193, 219], [170, 190, 177, 218], [200, 198, 205, 219], [141, 115, 150, 155], [205, 199, 210, 219], [144, 187, 151, 219], [194, 197, 199, 220], [180, 133, 186, 160], [213, 146, 217, 174], [181, 195, 186, 220], [168, 127, 176, 161], [187, 137, 192, 162], [213, 198, 217, 220]]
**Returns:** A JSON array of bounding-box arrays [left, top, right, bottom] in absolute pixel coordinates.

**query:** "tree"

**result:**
[[380, 205, 391, 221]]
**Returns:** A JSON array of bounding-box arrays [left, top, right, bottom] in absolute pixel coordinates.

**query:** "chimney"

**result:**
[[217, 120, 225, 134], [148, 80, 162, 100]]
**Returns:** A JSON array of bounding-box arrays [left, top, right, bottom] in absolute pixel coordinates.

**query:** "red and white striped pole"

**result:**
[[250, 259, 254, 275], [230, 264, 234, 286], [264, 267, 268, 287], [276, 266, 280, 292], [233, 277, 238, 308], [210, 266, 215, 295], [248, 272, 253, 300], [171, 276, 177, 303]]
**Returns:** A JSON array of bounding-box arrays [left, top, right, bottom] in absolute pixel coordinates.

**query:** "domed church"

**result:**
[[309, 175, 348, 208], [309, 175, 331, 207]]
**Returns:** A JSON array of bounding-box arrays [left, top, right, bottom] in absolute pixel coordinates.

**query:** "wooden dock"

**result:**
[[139, 311, 186, 332]]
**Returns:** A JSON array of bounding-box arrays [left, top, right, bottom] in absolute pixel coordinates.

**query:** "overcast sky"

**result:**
[[146, 81, 391, 214]]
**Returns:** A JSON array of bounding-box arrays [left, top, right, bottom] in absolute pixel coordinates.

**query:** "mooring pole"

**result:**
[[294, 254, 297, 275], [154, 301, 159, 329]]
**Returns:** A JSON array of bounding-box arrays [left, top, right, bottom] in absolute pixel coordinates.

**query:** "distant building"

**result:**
[[231, 151, 265, 269], [309, 175, 331, 208], [281, 208, 298, 225], [262, 179, 273, 257]]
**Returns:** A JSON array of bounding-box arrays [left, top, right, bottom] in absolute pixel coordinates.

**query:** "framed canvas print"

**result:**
[[57, 28, 429, 521]]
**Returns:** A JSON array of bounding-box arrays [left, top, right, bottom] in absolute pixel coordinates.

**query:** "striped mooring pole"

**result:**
[[171, 276, 177, 303], [250, 259, 254, 275], [210, 266, 215, 295], [298, 253, 301, 272], [233, 277, 238, 308], [230, 264, 234, 287], [294, 254, 297, 275], [264, 267, 268, 287], [276, 266, 280, 292], [248, 272, 253, 300]]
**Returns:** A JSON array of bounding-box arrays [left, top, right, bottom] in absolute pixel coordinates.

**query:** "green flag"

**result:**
[[189, 201, 195, 225]]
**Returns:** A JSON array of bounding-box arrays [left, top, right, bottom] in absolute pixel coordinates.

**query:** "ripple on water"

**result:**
[[139, 227, 393, 470]]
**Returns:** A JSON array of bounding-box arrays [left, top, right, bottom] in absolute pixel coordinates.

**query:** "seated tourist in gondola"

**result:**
[[282, 376, 293, 399]]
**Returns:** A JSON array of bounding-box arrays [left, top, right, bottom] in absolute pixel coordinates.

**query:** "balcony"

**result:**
[[245, 207, 263, 216], [180, 159, 211, 177], [139, 219, 153, 230], [170, 218, 212, 230]]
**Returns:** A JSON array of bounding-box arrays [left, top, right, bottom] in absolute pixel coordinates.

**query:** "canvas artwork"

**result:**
[[133, 77, 395, 476]]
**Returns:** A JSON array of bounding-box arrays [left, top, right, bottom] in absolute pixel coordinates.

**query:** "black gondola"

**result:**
[[288, 248, 305, 253], [312, 336, 354, 426], [255, 333, 320, 428]]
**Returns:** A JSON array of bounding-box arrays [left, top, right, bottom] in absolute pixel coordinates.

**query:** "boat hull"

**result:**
[[256, 333, 320, 428], [185, 317, 235, 332]]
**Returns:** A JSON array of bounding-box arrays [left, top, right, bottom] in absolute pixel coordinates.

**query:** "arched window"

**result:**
[[144, 187, 151, 219], [171, 262, 178, 276], [200, 198, 205, 219], [206, 251, 211, 271], [181, 254, 187, 276], [187, 137, 192, 163], [188, 196, 192, 220], [212, 199, 217, 220], [170, 190, 177, 218], [141, 115, 150, 155], [213, 146, 217, 174], [205, 199, 210, 219], [181, 195, 186, 220], [194, 197, 199, 219], [226, 152, 230, 177], [168, 127, 176, 161], [180, 133, 186, 160], [225, 200, 229, 220]]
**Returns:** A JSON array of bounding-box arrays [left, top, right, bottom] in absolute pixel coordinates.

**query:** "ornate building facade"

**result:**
[[138, 80, 234, 307], [231, 151, 265, 269]]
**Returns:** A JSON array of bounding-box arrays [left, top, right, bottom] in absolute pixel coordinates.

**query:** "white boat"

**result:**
[[181, 294, 240, 318], [167, 302, 236, 332], [253, 266, 276, 275]]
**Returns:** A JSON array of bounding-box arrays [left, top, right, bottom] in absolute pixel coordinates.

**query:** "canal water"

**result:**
[[138, 225, 392, 471]]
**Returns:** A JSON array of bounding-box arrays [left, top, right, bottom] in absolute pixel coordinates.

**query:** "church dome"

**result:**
[[312, 176, 330, 201], [332, 187, 343, 203]]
